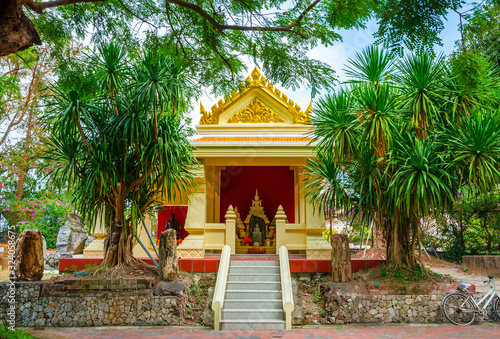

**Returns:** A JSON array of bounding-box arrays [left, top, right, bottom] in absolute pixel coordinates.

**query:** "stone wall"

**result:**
[[323, 293, 495, 324], [0, 281, 185, 327], [463, 256, 500, 278]]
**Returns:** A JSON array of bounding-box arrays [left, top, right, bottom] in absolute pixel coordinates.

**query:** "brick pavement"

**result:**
[[27, 324, 500, 339]]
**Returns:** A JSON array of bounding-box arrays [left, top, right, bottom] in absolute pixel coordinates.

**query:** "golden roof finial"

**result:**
[[251, 67, 261, 82], [293, 100, 312, 124], [200, 101, 218, 125]]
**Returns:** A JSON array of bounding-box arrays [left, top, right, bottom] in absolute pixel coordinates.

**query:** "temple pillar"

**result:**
[[225, 205, 236, 254], [177, 191, 206, 258], [83, 212, 106, 258], [305, 202, 331, 259], [275, 205, 287, 254]]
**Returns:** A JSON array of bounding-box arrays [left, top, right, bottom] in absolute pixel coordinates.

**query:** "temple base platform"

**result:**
[[59, 257, 385, 274]]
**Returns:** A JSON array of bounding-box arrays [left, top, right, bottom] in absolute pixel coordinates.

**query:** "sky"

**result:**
[[191, 11, 463, 127]]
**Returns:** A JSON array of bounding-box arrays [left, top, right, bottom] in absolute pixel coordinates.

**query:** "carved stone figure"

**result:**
[[249, 215, 266, 245], [165, 213, 181, 241]]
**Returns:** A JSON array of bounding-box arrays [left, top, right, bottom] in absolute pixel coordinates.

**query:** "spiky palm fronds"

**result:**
[[397, 52, 446, 138], [443, 109, 500, 194]]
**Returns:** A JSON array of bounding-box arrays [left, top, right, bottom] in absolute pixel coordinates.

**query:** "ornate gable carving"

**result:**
[[199, 67, 312, 125], [227, 99, 285, 123]]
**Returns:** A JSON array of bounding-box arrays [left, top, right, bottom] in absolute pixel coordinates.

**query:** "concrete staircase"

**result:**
[[220, 259, 285, 330]]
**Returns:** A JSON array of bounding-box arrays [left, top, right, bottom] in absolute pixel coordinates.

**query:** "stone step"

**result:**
[[224, 299, 283, 309], [227, 273, 280, 282], [222, 309, 284, 320], [230, 260, 279, 267], [220, 319, 286, 331], [227, 281, 281, 290], [229, 266, 280, 274], [225, 289, 282, 300], [230, 254, 279, 259]]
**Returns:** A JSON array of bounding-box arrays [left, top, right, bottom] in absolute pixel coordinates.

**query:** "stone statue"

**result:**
[[249, 215, 266, 245], [165, 213, 181, 240]]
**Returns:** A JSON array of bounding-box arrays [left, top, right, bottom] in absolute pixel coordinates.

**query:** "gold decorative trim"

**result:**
[[228, 99, 285, 123], [294, 101, 312, 124], [306, 249, 331, 259], [200, 102, 218, 125], [199, 67, 312, 125]]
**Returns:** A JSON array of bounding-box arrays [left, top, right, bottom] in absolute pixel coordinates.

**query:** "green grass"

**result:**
[[0, 324, 35, 339]]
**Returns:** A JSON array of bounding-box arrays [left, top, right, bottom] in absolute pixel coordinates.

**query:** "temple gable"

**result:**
[[199, 67, 312, 126], [227, 99, 285, 123]]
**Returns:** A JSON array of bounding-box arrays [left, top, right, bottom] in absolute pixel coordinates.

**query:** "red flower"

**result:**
[[242, 237, 252, 244], [177, 239, 183, 244]]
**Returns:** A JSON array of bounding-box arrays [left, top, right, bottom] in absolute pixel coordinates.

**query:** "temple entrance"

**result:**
[[218, 166, 294, 254], [233, 190, 275, 254], [220, 166, 295, 223]]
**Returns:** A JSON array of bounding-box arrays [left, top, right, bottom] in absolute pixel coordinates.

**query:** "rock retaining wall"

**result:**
[[323, 293, 496, 324], [0, 281, 185, 327]]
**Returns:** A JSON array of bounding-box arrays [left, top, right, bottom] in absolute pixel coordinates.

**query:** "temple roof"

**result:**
[[191, 67, 315, 159], [191, 136, 313, 143], [198, 67, 312, 126]]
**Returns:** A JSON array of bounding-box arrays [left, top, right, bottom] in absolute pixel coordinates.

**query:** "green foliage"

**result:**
[[461, 1, 500, 69], [17, 0, 472, 96], [303, 43, 500, 269], [313, 289, 323, 303], [397, 52, 446, 137], [446, 51, 500, 118], [443, 110, 500, 194], [43, 42, 197, 262], [0, 197, 73, 249], [433, 191, 500, 259], [0, 324, 35, 339], [374, 0, 463, 54], [63, 265, 79, 273]]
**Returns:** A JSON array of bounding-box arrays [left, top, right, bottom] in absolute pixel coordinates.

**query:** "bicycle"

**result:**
[[442, 275, 500, 325]]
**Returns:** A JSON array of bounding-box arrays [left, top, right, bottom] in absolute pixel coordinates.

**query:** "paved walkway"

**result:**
[[28, 324, 500, 339]]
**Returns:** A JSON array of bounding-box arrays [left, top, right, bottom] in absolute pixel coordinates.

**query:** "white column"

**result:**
[[225, 205, 236, 254], [275, 205, 287, 254]]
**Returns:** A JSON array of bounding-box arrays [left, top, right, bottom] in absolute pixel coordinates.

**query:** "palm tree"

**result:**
[[397, 52, 446, 139], [305, 44, 500, 270], [43, 42, 197, 270], [443, 109, 500, 194], [388, 132, 456, 266]]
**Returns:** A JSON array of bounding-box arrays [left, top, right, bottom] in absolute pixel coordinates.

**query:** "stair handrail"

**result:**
[[279, 245, 294, 329], [212, 245, 231, 331]]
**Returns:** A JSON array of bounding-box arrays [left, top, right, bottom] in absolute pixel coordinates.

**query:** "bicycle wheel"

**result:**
[[494, 296, 500, 320], [442, 293, 476, 325]]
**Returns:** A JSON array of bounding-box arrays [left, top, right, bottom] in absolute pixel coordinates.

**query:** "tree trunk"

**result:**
[[103, 191, 134, 267], [385, 216, 413, 269], [0, 1, 41, 57], [331, 234, 351, 282], [14, 229, 44, 281], [159, 229, 179, 281]]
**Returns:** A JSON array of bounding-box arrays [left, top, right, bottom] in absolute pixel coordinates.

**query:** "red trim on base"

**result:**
[[59, 258, 386, 273]]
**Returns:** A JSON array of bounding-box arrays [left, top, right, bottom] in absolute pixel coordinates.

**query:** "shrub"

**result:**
[[1, 198, 74, 249], [0, 324, 35, 339]]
